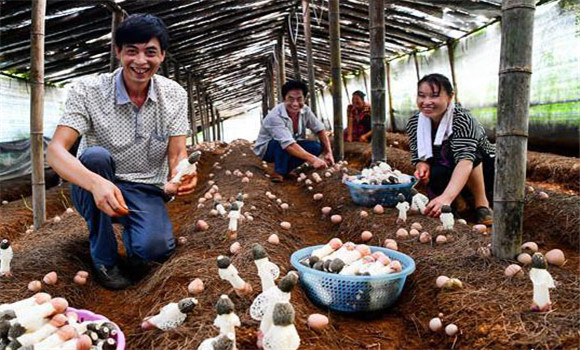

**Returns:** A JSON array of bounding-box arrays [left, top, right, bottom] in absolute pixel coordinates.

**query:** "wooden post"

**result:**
[[288, 7, 302, 81], [30, 0, 47, 229], [341, 73, 350, 103], [361, 68, 369, 96], [329, 0, 343, 160], [194, 83, 207, 142], [267, 59, 276, 109], [208, 99, 217, 142], [187, 73, 199, 145], [160, 61, 168, 77], [369, 0, 386, 162], [109, 10, 123, 72], [174, 63, 182, 86], [386, 61, 396, 132], [261, 89, 269, 119], [276, 33, 286, 102], [302, 0, 317, 116], [202, 91, 211, 141], [413, 52, 420, 81], [492, 0, 536, 259], [447, 41, 459, 104], [215, 108, 221, 141]]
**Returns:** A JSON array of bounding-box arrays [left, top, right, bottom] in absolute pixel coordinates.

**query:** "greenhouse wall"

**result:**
[[0, 75, 68, 143], [316, 1, 579, 152]]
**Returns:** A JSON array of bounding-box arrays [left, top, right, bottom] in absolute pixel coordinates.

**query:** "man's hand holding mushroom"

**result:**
[[90, 176, 129, 217]]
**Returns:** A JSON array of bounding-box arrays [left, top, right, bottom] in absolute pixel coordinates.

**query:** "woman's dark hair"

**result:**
[[114, 14, 170, 51], [282, 80, 308, 99], [352, 90, 366, 100], [418, 73, 454, 96]]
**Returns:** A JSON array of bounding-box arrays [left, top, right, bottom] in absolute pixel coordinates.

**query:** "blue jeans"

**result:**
[[71, 146, 175, 268], [263, 140, 323, 175]]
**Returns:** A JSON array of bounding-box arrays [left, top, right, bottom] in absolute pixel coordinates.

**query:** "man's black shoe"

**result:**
[[93, 264, 132, 290], [123, 255, 151, 283]]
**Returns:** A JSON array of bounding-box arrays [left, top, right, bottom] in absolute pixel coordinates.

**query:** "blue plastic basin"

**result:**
[[290, 245, 415, 312]]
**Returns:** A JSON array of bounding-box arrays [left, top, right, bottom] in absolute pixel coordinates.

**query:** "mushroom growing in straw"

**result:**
[[141, 298, 198, 331], [217, 256, 252, 296], [252, 244, 281, 292], [0, 239, 13, 277], [262, 303, 300, 350]]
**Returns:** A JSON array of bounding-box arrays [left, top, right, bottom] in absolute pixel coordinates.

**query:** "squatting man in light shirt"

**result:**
[[254, 80, 334, 182], [47, 14, 197, 290]]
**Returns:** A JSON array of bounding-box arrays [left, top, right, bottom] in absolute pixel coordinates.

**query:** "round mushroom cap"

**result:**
[[278, 271, 299, 293], [0, 239, 10, 249], [252, 244, 268, 260], [397, 193, 406, 202], [0, 310, 16, 322], [0, 320, 11, 338], [312, 260, 324, 271], [230, 202, 239, 211], [531, 252, 547, 269], [213, 333, 235, 350], [441, 205, 452, 213], [8, 323, 26, 340], [272, 302, 295, 326], [308, 255, 320, 267], [329, 259, 345, 273], [178, 298, 198, 313], [217, 256, 231, 269], [101, 338, 117, 350], [215, 294, 235, 315], [7, 339, 23, 350], [410, 188, 418, 195]]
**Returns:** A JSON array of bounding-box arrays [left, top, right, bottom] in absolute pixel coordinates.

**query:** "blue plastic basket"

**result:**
[[290, 245, 415, 312], [344, 175, 416, 207]]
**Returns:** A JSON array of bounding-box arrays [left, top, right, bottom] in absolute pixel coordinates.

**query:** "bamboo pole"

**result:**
[[202, 90, 211, 141], [447, 41, 459, 104], [161, 61, 168, 77], [341, 73, 350, 102], [413, 52, 420, 81], [361, 68, 369, 96], [109, 10, 123, 72], [194, 83, 207, 142], [288, 7, 302, 81], [369, 0, 386, 162], [386, 61, 395, 132], [174, 63, 182, 86], [187, 72, 199, 145], [276, 33, 286, 102], [302, 0, 317, 115], [208, 99, 217, 142], [329, 0, 343, 160], [215, 108, 221, 141], [261, 87, 269, 118], [30, 0, 46, 229], [492, 0, 536, 259], [267, 59, 276, 108]]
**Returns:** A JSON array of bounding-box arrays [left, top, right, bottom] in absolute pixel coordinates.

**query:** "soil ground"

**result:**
[[0, 138, 578, 350]]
